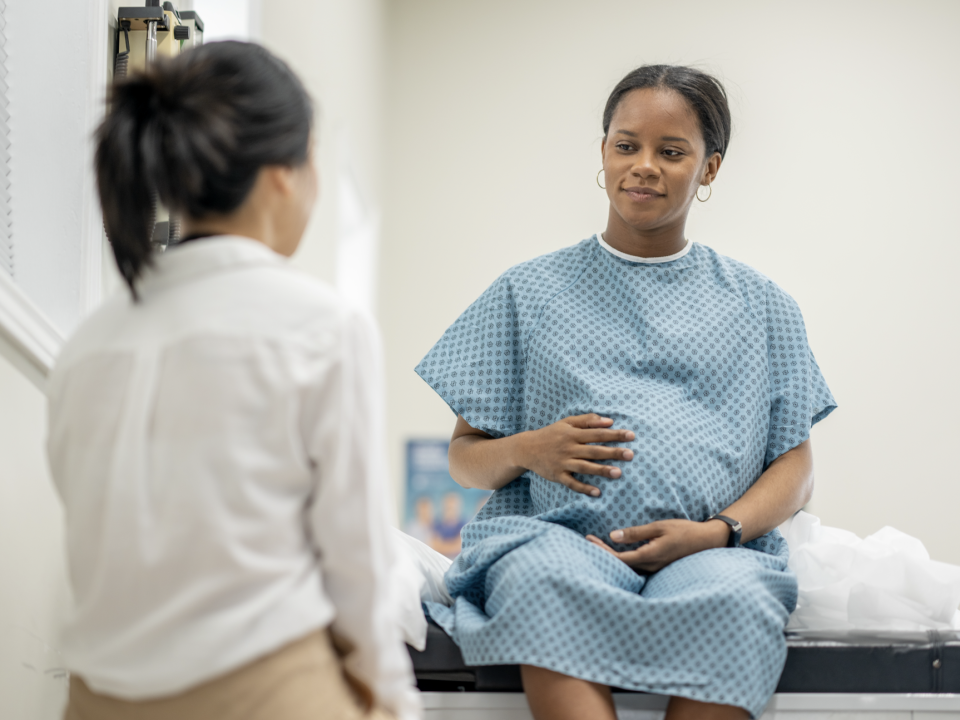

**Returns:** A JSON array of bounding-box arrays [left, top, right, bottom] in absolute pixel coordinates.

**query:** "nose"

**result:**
[[630, 149, 660, 180]]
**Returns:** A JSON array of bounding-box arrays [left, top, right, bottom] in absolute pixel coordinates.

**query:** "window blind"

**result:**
[[0, 0, 10, 280]]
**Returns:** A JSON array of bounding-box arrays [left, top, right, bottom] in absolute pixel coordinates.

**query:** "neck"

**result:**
[[602, 207, 688, 258], [181, 208, 275, 252]]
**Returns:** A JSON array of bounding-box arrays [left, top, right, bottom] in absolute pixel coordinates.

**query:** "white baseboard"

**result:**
[[421, 692, 960, 720]]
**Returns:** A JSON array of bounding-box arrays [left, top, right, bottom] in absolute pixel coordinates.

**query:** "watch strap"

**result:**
[[706, 514, 743, 548]]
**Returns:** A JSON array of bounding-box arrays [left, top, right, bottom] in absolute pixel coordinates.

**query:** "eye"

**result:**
[[615, 143, 634, 152], [663, 149, 684, 157]]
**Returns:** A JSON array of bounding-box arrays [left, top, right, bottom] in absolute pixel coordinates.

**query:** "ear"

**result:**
[[601, 136, 607, 162], [263, 165, 297, 197], [701, 152, 722, 186]]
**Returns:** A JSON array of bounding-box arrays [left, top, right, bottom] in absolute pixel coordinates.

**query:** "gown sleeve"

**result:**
[[415, 272, 526, 438], [764, 283, 837, 466]]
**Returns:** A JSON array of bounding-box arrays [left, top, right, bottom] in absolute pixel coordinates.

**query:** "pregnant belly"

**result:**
[[528, 470, 691, 547], [527, 441, 748, 550]]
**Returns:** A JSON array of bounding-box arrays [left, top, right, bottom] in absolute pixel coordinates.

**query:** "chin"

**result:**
[[619, 215, 668, 233], [616, 205, 682, 233]]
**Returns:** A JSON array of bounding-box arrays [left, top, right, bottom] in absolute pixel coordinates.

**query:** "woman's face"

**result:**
[[601, 88, 720, 236]]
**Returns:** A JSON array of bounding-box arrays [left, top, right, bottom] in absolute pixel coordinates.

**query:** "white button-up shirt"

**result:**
[[46, 237, 419, 719]]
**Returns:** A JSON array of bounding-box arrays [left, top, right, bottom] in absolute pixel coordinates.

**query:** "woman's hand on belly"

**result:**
[[519, 414, 635, 497], [449, 413, 634, 495], [585, 519, 729, 573]]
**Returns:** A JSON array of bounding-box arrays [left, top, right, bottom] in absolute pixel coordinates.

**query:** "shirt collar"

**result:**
[[137, 235, 285, 296], [595, 233, 693, 264]]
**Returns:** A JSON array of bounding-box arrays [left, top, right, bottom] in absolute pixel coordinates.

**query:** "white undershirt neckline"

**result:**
[[596, 233, 693, 264]]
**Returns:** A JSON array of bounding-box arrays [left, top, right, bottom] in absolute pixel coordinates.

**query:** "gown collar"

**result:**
[[596, 233, 693, 264]]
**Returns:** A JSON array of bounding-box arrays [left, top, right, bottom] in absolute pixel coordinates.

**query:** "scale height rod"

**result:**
[[145, 20, 158, 65]]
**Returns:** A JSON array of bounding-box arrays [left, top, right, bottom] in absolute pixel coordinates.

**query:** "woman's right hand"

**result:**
[[517, 414, 635, 497]]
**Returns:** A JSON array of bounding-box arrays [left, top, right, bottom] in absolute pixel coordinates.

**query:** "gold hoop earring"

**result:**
[[596, 168, 606, 190], [696, 183, 712, 202]]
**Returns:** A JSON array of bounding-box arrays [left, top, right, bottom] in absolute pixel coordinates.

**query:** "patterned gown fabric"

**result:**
[[415, 236, 836, 717]]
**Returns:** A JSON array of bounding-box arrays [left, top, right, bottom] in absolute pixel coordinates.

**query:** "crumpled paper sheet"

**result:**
[[780, 511, 960, 633]]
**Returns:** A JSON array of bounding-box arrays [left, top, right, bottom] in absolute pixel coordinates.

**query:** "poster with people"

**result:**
[[404, 439, 492, 558]]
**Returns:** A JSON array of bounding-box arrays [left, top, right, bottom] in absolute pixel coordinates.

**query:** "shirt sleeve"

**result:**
[[414, 273, 525, 438], [764, 283, 837, 466], [305, 307, 421, 720]]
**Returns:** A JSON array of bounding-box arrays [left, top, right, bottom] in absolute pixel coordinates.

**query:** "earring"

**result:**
[[696, 183, 712, 202], [596, 168, 606, 189]]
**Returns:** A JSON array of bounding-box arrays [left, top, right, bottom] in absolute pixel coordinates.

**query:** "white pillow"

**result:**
[[392, 527, 454, 605], [390, 527, 454, 651]]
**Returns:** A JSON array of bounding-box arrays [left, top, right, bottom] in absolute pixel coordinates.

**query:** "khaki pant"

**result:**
[[65, 630, 394, 720]]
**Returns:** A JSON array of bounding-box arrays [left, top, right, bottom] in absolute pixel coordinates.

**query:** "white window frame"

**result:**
[[0, 0, 108, 391]]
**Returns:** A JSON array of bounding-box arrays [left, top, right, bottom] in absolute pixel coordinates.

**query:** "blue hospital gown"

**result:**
[[415, 236, 836, 717]]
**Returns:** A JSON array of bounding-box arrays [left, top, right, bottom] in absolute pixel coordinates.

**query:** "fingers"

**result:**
[[587, 534, 665, 572], [613, 542, 656, 562], [578, 444, 634, 462], [577, 428, 636, 444], [585, 535, 618, 557], [566, 413, 615, 429], [569, 459, 623, 479], [558, 472, 601, 497], [609, 521, 663, 544], [613, 543, 664, 572]]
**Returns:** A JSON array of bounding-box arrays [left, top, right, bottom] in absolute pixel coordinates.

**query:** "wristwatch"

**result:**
[[706, 514, 742, 548]]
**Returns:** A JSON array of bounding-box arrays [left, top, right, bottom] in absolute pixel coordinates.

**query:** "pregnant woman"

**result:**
[[416, 65, 836, 720]]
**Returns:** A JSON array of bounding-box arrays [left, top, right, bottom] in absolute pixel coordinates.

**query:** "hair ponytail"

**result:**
[[96, 41, 313, 298]]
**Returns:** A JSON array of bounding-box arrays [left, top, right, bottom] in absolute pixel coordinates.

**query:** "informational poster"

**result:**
[[404, 439, 492, 558]]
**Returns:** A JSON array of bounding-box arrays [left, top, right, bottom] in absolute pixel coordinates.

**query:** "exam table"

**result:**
[[408, 621, 960, 719]]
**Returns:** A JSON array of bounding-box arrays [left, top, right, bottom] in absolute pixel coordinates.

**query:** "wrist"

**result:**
[[504, 431, 533, 476], [702, 519, 731, 549]]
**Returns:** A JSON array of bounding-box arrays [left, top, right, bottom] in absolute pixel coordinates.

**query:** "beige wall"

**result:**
[[0, 354, 70, 719], [380, 0, 960, 561]]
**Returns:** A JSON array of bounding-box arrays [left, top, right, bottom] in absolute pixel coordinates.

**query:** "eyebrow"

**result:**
[[613, 130, 692, 144]]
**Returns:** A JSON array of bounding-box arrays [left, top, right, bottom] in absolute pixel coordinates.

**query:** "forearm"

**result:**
[[448, 430, 530, 491], [718, 439, 814, 543], [449, 413, 635, 494]]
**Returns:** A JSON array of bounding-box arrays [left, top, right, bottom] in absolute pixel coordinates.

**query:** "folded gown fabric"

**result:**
[[425, 484, 796, 718], [416, 237, 837, 718]]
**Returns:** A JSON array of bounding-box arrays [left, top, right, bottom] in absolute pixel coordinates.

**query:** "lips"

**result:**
[[623, 187, 664, 202]]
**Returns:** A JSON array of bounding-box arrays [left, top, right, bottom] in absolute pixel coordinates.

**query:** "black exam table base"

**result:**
[[409, 621, 960, 694]]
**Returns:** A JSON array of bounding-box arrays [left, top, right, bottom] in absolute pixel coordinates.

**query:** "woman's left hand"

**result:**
[[586, 519, 730, 573]]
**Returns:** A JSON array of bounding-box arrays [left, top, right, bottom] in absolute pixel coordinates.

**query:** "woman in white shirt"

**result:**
[[46, 41, 419, 720]]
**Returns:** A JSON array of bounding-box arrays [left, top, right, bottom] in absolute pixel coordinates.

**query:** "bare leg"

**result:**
[[521, 665, 616, 720], [666, 696, 750, 720]]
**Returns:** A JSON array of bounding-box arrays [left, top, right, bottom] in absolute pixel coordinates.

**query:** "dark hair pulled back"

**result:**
[[96, 41, 313, 297], [602, 65, 731, 159]]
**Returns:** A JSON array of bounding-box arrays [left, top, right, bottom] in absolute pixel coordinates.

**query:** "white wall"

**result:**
[[4, 0, 105, 334], [0, 1, 111, 717], [260, 0, 385, 318], [380, 0, 960, 562], [0, 353, 70, 720]]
